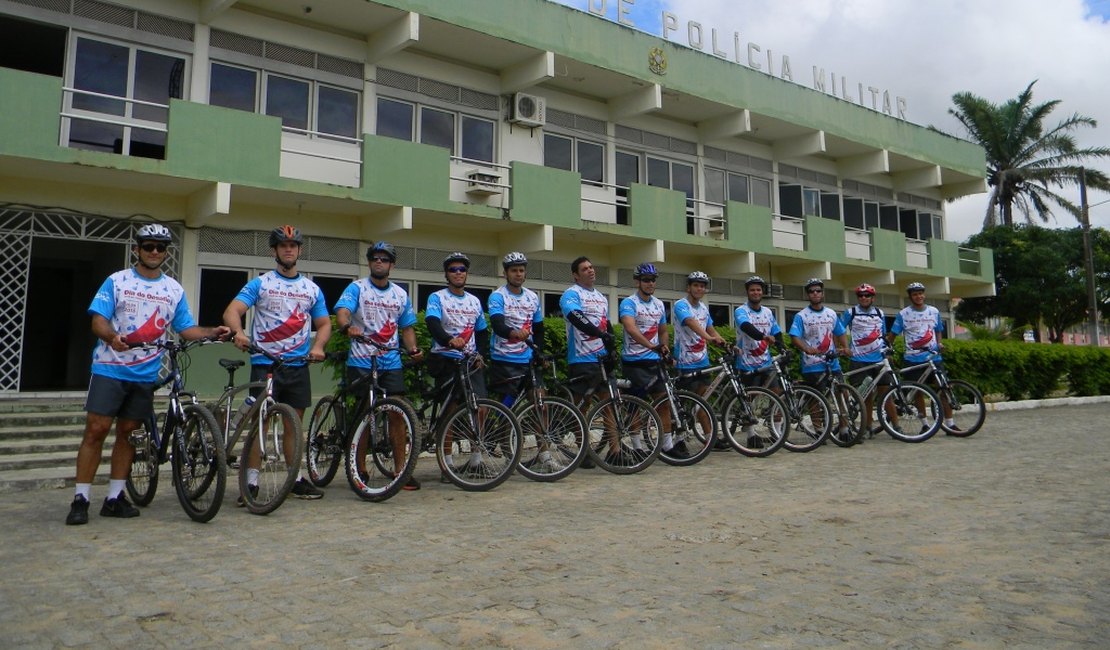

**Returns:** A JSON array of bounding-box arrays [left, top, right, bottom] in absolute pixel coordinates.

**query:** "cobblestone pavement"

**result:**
[[2, 403, 1107, 648]]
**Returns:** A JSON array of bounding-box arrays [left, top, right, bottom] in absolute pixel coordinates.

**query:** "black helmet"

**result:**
[[367, 241, 397, 263], [906, 281, 926, 294], [443, 252, 471, 271], [804, 278, 825, 291], [634, 262, 658, 280], [502, 251, 528, 269], [135, 223, 172, 243], [744, 275, 768, 291], [269, 225, 303, 248]]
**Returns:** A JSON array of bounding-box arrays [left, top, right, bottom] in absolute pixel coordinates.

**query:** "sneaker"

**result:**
[[665, 441, 692, 459], [236, 484, 258, 507], [291, 478, 324, 500], [629, 448, 651, 463], [541, 457, 566, 474], [920, 423, 932, 435], [100, 494, 140, 519], [579, 454, 596, 469], [712, 438, 732, 452], [945, 424, 964, 436], [746, 436, 764, 450], [402, 475, 421, 491], [66, 495, 90, 526]]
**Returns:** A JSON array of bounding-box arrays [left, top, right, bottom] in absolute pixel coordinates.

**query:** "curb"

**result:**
[[985, 394, 1110, 411]]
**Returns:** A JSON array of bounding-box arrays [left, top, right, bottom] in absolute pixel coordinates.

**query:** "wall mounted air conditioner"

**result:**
[[768, 283, 785, 299], [509, 92, 545, 128]]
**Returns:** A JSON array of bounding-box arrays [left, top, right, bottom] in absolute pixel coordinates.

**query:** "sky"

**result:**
[[549, 0, 1110, 241]]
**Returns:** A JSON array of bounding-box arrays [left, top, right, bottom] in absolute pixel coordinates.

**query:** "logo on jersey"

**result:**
[[123, 311, 167, 344], [370, 320, 398, 344], [855, 326, 882, 346], [909, 329, 934, 350], [258, 304, 308, 342]]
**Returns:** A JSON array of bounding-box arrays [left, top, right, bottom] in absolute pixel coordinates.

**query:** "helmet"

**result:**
[[502, 251, 528, 269], [269, 225, 303, 248], [443, 252, 471, 271], [686, 271, 710, 285], [804, 278, 825, 291], [366, 241, 397, 262], [855, 283, 876, 296], [633, 262, 657, 280], [745, 275, 768, 291], [135, 223, 172, 243], [906, 281, 926, 294]]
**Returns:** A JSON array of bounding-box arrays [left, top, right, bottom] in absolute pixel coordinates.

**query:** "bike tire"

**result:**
[[941, 379, 986, 437], [584, 394, 662, 474], [782, 384, 832, 453], [125, 414, 160, 506], [655, 390, 717, 466], [239, 402, 303, 515], [879, 381, 941, 443], [514, 396, 587, 482], [826, 382, 865, 448], [719, 387, 789, 457], [172, 404, 227, 523], [346, 397, 419, 501], [438, 399, 522, 491], [306, 395, 344, 487]]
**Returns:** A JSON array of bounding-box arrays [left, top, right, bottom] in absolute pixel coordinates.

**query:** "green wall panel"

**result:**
[[804, 216, 847, 262], [629, 183, 686, 239], [362, 135, 450, 208], [165, 100, 280, 184], [509, 162, 582, 228], [0, 69, 62, 160], [726, 201, 774, 252], [871, 228, 907, 271]]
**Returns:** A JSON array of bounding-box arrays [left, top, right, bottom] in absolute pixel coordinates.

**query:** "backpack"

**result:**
[[846, 305, 884, 325]]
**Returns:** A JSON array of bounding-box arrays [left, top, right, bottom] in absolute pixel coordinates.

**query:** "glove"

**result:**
[[600, 332, 616, 352]]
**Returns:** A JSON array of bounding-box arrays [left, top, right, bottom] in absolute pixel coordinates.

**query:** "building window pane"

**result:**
[[210, 63, 257, 112], [311, 274, 352, 311], [376, 97, 413, 141], [779, 184, 803, 217], [130, 127, 166, 160], [900, 208, 918, 238], [918, 212, 933, 239], [317, 85, 358, 139], [461, 115, 493, 162], [647, 157, 670, 188], [578, 140, 604, 184], [68, 118, 122, 153], [199, 268, 249, 330], [728, 173, 749, 203], [705, 168, 725, 204], [544, 133, 572, 170], [820, 192, 840, 220], [420, 107, 454, 153], [133, 50, 183, 123], [864, 201, 879, 229], [265, 74, 309, 130], [844, 197, 864, 229], [616, 151, 639, 186], [751, 178, 772, 208], [803, 188, 820, 217], [73, 38, 127, 115], [880, 205, 899, 231]]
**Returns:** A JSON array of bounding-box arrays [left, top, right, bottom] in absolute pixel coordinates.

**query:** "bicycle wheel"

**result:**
[[655, 390, 717, 467], [239, 402, 303, 514], [172, 404, 227, 523], [782, 385, 832, 453], [514, 396, 587, 482], [940, 379, 986, 437], [438, 399, 522, 491], [584, 395, 662, 474], [720, 387, 789, 457], [125, 414, 159, 506], [879, 381, 941, 443], [306, 395, 344, 487], [826, 382, 865, 448], [347, 397, 419, 501]]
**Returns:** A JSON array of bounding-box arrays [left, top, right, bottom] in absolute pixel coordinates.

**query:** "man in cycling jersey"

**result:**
[[618, 262, 669, 460], [734, 276, 785, 448], [671, 271, 727, 450], [888, 282, 956, 432], [334, 241, 424, 490], [67, 224, 230, 526], [841, 283, 890, 437], [788, 278, 849, 385], [223, 225, 331, 503]]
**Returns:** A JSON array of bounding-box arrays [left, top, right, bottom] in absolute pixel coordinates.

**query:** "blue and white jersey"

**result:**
[[734, 303, 780, 371], [619, 294, 666, 362], [88, 268, 195, 383], [333, 279, 416, 371], [672, 298, 712, 370], [840, 306, 886, 363], [425, 289, 486, 359], [488, 284, 542, 363], [560, 284, 609, 364], [235, 271, 328, 366], [891, 305, 944, 363], [788, 306, 845, 374]]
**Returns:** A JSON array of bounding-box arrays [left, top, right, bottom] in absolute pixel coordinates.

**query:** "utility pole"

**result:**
[[1079, 168, 1100, 346]]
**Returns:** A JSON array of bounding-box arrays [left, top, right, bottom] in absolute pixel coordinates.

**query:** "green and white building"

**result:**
[[0, 0, 993, 394]]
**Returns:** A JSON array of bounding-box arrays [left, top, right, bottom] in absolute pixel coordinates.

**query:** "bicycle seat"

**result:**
[[219, 359, 245, 370]]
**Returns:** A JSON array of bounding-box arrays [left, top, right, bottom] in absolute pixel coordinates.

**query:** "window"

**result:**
[[750, 178, 772, 208], [461, 115, 494, 162], [544, 133, 604, 183], [265, 74, 309, 131], [198, 268, 249, 329], [420, 107, 454, 153], [708, 304, 731, 328], [210, 63, 257, 112], [317, 85, 358, 140], [376, 97, 495, 162], [310, 275, 353, 312], [615, 150, 639, 225], [376, 97, 414, 141], [779, 184, 838, 220], [647, 156, 695, 234]]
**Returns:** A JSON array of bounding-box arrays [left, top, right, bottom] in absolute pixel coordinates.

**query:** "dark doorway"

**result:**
[[0, 15, 66, 77]]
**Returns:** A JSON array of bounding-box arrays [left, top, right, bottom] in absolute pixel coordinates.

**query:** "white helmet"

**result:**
[[502, 251, 528, 269], [135, 223, 172, 243]]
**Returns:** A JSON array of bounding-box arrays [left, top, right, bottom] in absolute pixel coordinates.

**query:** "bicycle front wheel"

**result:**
[[655, 390, 717, 467], [514, 396, 587, 482], [584, 394, 662, 474], [438, 399, 522, 491], [879, 382, 941, 443], [826, 382, 865, 448], [941, 379, 986, 437], [239, 402, 303, 514], [720, 387, 789, 457], [347, 397, 419, 501], [172, 404, 227, 523], [126, 414, 159, 506], [306, 395, 344, 487], [782, 385, 832, 453]]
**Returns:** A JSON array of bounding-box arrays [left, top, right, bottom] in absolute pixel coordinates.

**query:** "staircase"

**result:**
[[0, 397, 111, 492]]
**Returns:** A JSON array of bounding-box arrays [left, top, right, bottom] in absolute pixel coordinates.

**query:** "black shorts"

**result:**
[[427, 353, 488, 400], [621, 359, 662, 394], [740, 366, 773, 388], [567, 362, 604, 396], [675, 369, 710, 392], [849, 360, 893, 387], [85, 374, 156, 421], [345, 366, 406, 397], [487, 361, 538, 399], [250, 363, 312, 410], [900, 359, 941, 384]]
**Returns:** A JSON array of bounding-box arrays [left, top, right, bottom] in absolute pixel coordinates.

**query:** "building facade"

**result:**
[[0, 0, 993, 394]]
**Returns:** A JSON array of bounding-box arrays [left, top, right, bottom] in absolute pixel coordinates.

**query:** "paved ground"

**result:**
[[2, 403, 1107, 648]]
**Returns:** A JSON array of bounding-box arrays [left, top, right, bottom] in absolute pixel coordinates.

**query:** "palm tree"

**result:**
[[943, 81, 1110, 228]]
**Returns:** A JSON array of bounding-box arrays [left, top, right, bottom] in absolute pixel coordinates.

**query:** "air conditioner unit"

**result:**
[[768, 283, 785, 299], [509, 92, 545, 128]]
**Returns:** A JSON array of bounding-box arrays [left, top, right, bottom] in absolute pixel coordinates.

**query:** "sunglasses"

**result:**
[[640, 277, 658, 283], [807, 288, 823, 294], [447, 266, 468, 273], [370, 256, 394, 263], [857, 293, 875, 298], [140, 243, 168, 253]]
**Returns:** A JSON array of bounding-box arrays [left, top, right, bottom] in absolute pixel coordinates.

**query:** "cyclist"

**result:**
[[734, 275, 785, 448], [840, 283, 891, 438], [618, 262, 669, 459], [425, 252, 490, 477], [671, 271, 727, 451], [788, 278, 849, 385], [67, 224, 230, 526], [223, 225, 331, 503], [334, 241, 424, 490], [887, 282, 956, 432]]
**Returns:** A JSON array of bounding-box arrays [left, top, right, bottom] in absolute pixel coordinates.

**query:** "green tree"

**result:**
[[941, 81, 1110, 228], [956, 225, 1110, 342]]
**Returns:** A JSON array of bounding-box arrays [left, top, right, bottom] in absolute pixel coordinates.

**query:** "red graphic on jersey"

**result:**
[[856, 326, 881, 346], [690, 338, 706, 353], [258, 305, 308, 343], [460, 325, 475, 342], [521, 321, 533, 333], [123, 312, 167, 344], [588, 316, 610, 341], [816, 332, 833, 353], [910, 329, 934, 350], [752, 340, 768, 357], [369, 320, 397, 344], [643, 324, 659, 340]]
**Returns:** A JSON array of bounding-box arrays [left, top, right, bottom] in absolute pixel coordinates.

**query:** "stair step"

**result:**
[[0, 449, 112, 472], [0, 424, 88, 441], [0, 411, 87, 428], [0, 467, 114, 492]]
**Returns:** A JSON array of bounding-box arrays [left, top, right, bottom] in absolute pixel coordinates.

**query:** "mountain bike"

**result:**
[[898, 352, 986, 437], [842, 346, 942, 443], [642, 354, 717, 466], [809, 353, 865, 447], [125, 338, 226, 523], [763, 350, 833, 453]]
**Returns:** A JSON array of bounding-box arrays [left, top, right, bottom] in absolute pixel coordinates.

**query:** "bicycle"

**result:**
[[642, 354, 717, 466], [841, 346, 942, 443], [809, 352, 866, 448], [304, 336, 420, 502], [208, 344, 308, 514], [125, 338, 226, 523], [763, 350, 833, 453], [898, 352, 986, 437]]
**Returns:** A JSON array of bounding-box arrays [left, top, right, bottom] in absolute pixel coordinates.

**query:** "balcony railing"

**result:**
[[60, 87, 169, 158], [771, 213, 805, 250], [449, 156, 511, 208], [906, 238, 930, 268], [844, 225, 873, 260], [958, 247, 981, 275], [280, 126, 362, 187]]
